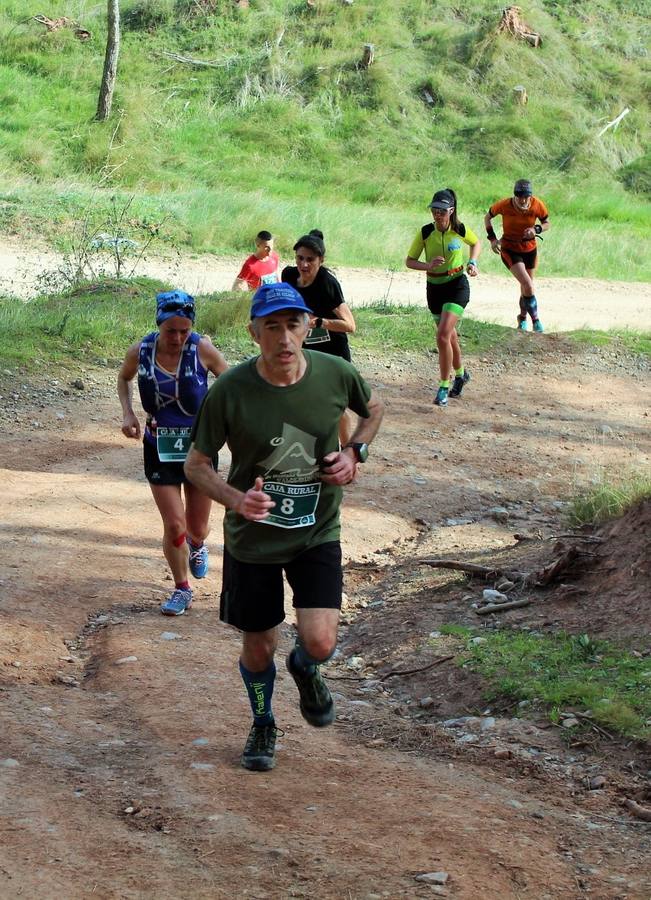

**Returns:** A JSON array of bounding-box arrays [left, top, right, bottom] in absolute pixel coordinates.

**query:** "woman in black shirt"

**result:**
[[281, 230, 356, 362]]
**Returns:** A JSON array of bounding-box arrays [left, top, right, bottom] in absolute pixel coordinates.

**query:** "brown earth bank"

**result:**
[[1, 333, 650, 899]]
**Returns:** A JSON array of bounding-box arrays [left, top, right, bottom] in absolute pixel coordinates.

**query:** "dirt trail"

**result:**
[[1, 335, 650, 897], [1, 234, 650, 331]]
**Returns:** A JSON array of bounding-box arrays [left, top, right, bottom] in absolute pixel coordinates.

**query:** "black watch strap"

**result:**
[[344, 442, 369, 463]]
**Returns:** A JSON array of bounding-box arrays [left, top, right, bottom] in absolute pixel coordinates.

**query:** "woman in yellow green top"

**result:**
[[406, 188, 481, 407]]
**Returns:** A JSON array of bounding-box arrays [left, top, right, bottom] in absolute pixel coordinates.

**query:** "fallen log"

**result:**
[[421, 558, 529, 582], [623, 799, 651, 822], [476, 599, 531, 616]]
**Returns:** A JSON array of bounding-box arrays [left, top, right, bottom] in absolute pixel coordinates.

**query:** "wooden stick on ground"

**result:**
[[421, 559, 529, 581], [380, 655, 454, 681], [475, 599, 531, 616]]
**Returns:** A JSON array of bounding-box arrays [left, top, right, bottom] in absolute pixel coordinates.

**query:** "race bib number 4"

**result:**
[[156, 427, 191, 462], [261, 481, 321, 529]]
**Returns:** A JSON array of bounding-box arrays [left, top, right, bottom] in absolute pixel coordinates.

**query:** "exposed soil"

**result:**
[[1, 327, 650, 898]]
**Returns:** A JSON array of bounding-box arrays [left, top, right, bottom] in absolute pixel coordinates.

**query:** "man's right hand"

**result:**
[[237, 477, 275, 521], [490, 239, 501, 254]]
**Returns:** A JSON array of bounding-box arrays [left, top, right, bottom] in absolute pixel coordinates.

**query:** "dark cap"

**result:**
[[250, 282, 312, 320], [155, 290, 196, 325], [514, 179, 533, 197], [428, 189, 455, 210]]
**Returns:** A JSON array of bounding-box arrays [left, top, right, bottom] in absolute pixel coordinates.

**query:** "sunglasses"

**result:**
[[432, 207, 452, 214], [159, 300, 195, 315]]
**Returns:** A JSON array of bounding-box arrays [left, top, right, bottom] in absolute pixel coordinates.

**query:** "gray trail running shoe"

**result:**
[[286, 650, 335, 727], [241, 722, 279, 771], [449, 370, 471, 398]]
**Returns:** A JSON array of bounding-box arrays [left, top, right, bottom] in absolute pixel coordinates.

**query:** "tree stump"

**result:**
[[497, 6, 542, 47], [360, 43, 375, 69]]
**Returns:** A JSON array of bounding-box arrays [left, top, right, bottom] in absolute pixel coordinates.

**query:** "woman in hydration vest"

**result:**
[[281, 229, 357, 442], [117, 291, 228, 615], [406, 188, 481, 407]]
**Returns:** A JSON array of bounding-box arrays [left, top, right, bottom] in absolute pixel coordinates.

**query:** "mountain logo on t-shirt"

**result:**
[[258, 423, 319, 482]]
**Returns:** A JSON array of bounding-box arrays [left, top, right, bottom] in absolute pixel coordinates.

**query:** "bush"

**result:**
[[123, 0, 175, 32], [618, 153, 651, 197]]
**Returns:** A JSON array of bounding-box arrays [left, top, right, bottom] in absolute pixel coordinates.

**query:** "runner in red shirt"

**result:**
[[484, 180, 550, 332], [232, 230, 280, 291]]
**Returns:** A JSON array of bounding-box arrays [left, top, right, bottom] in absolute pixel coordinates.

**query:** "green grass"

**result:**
[[0, 1, 650, 279], [448, 628, 651, 740], [2, 279, 650, 369], [569, 328, 651, 357], [0, 279, 257, 367], [568, 470, 651, 526]]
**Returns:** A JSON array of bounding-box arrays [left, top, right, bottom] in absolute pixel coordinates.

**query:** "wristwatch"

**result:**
[[344, 442, 369, 463]]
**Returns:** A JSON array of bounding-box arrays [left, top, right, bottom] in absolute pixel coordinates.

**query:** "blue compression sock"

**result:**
[[239, 660, 276, 726]]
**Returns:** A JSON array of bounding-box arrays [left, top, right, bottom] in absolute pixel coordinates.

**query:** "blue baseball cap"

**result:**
[[250, 282, 312, 319], [156, 290, 196, 325]]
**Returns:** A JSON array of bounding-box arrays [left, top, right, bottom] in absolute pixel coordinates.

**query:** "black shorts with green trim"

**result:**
[[500, 247, 537, 271], [426, 274, 470, 318], [220, 541, 343, 632], [143, 439, 217, 486]]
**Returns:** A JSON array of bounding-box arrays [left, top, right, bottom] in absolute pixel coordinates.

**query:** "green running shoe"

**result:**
[[286, 650, 335, 727], [241, 722, 279, 771]]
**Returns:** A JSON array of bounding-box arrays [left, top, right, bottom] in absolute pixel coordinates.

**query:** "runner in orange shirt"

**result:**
[[484, 180, 550, 332]]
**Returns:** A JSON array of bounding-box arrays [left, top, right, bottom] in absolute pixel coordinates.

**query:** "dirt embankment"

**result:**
[[1, 333, 650, 898]]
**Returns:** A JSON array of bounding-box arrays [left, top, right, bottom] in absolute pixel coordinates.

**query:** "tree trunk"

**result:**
[[95, 0, 120, 122]]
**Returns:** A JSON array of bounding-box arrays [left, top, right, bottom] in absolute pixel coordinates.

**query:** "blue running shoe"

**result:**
[[449, 370, 470, 398], [434, 386, 449, 407], [160, 587, 192, 616], [533, 319, 544, 333], [517, 316, 528, 331], [188, 541, 209, 579]]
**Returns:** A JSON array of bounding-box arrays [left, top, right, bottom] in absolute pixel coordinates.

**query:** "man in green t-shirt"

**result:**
[[184, 282, 384, 772]]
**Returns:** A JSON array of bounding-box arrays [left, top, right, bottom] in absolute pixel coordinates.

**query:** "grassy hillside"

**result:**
[[0, 0, 649, 278]]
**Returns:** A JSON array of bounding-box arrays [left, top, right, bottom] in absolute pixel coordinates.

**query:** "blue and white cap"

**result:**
[[250, 282, 312, 320], [156, 290, 196, 325]]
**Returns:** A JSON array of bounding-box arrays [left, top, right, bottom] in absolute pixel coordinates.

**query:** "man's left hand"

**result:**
[[320, 450, 357, 485]]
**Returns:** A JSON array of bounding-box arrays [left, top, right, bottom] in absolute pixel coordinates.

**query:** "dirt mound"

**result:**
[[541, 499, 651, 642]]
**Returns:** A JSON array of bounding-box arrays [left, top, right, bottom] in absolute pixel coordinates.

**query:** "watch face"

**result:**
[[356, 442, 369, 463]]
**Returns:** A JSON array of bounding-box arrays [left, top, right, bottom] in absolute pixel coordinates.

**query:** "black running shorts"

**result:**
[[220, 541, 343, 632], [500, 247, 538, 271], [426, 274, 470, 317], [143, 440, 217, 486]]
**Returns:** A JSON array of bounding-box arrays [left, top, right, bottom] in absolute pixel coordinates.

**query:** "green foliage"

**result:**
[[568, 470, 651, 526], [618, 152, 651, 197], [123, 0, 175, 32], [462, 630, 651, 740], [351, 305, 512, 355], [0, 1, 649, 275]]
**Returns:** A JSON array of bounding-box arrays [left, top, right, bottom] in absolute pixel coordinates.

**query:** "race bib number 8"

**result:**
[[156, 427, 191, 462], [261, 481, 321, 529]]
